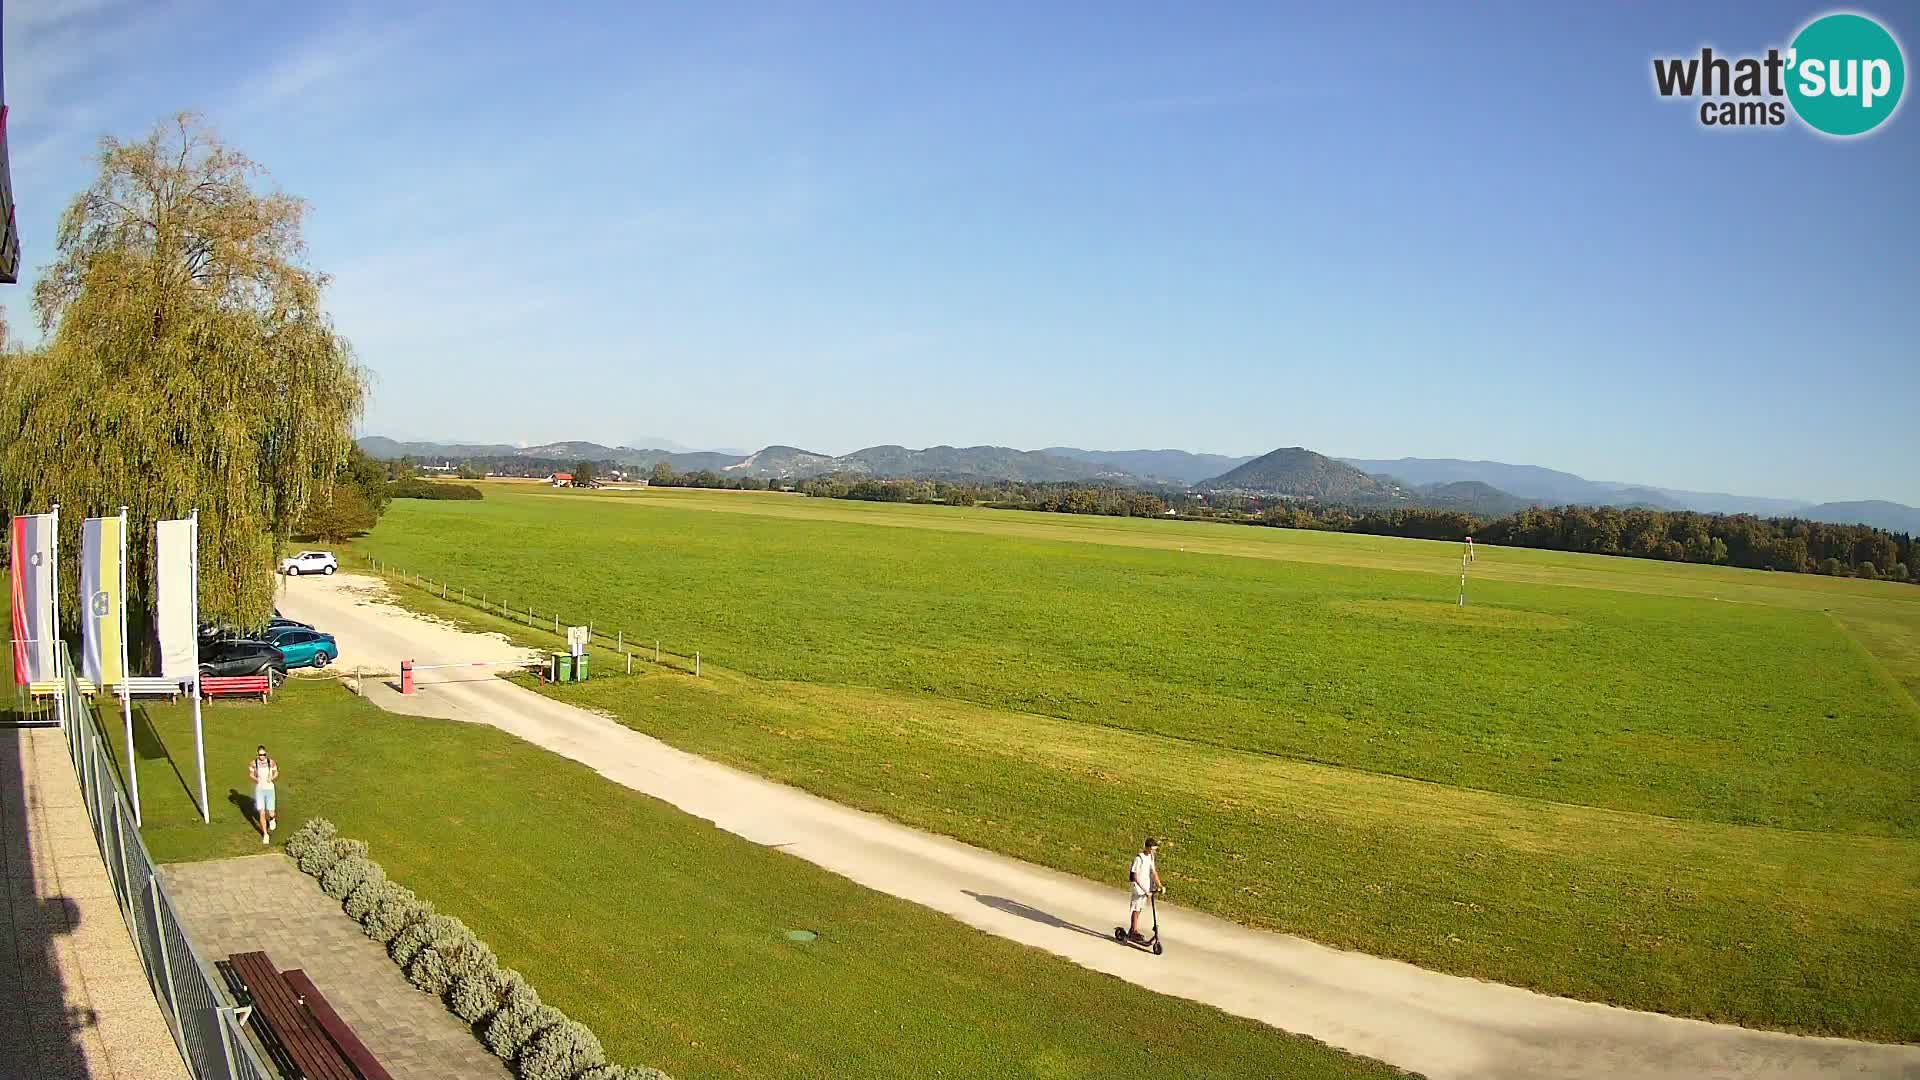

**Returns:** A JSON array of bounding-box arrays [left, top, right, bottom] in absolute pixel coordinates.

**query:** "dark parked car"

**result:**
[[266, 616, 313, 633], [199, 639, 288, 680]]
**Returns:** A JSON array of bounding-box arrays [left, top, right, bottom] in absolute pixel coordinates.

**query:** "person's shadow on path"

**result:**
[[962, 890, 1111, 940]]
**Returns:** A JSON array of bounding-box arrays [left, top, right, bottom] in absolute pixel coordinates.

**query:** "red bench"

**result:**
[[201, 674, 274, 701]]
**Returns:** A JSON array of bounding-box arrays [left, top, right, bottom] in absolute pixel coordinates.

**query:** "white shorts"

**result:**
[[1130, 888, 1151, 913]]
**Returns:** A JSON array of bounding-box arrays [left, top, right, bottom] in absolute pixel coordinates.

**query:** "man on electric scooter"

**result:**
[[1128, 837, 1163, 942]]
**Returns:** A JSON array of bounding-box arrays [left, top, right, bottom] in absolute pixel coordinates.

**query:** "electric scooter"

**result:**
[[1114, 889, 1165, 955]]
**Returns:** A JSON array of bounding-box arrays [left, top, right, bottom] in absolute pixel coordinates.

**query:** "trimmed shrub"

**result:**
[[389, 912, 445, 967], [343, 868, 390, 921], [293, 827, 344, 876], [284, 818, 336, 864], [519, 1018, 605, 1080], [398, 915, 472, 992], [332, 837, 370, 862], [443, 936, 498, 992], [407, 921, 492, 998], [450, 965, 523, 1026], [366, 887, 432, 945], [321, 855, 379, 901], [482, 991, 554, 1062]]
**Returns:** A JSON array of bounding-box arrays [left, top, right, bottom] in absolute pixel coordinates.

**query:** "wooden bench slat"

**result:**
[[217, 959, 301, 1080], [284, 969, 393, 1080], [229, 952, 357, 1080]]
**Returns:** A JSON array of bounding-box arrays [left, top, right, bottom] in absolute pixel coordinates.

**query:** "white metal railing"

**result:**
[[49, 641, 276, 1080]]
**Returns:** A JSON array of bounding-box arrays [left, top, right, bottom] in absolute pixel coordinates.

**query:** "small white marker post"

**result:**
[[1459, 552, 1469, 607]]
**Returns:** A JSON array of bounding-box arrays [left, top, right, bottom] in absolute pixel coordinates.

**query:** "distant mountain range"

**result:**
[[1341, 458, 1920, 533], [358, 436, 1920, 533], [1040, 448, 1254, 484]]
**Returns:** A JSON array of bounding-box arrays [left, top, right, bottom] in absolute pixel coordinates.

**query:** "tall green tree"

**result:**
[[0, 113, 365, 629]]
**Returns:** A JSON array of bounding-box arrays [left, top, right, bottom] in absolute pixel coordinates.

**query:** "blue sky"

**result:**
[[5, 1, 1916, 502]]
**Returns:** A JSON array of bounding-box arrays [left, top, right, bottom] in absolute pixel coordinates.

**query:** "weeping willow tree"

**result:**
[[0, 113, 365, 633]]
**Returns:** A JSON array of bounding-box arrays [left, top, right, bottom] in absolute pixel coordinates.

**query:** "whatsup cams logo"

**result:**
[[1652, 11, 1905, 136]]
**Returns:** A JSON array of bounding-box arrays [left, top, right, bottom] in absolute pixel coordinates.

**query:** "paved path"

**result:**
[[283, 573, 1920, 1080], [161, 854, 509, 1080], [0, 725, 190, 1080]]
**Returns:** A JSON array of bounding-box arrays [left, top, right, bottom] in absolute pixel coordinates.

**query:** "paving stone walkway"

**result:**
[[160, 853, 509, 1080], [1, 725, 191, 1080]]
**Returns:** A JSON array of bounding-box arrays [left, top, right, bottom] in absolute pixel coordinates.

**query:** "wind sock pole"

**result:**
[[120, 506, 140, 826], [1458, 552, 1469, 608], [190, 509, 208, 823]]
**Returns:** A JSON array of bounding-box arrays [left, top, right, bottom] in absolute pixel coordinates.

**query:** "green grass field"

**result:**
[[351, 485, 1920, 1040], [107, 682, 1406, 1080]]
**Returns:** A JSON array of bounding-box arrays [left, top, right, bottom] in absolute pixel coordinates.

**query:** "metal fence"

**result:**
[[51, 641, 276, 1080], [360, 554, 705, 676]]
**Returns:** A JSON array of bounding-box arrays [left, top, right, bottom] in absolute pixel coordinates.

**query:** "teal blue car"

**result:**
[[262, 625, 338, 669]]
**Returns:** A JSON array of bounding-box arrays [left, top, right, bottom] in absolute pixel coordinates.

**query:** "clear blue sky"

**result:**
[[6, 1, 1916, 502]]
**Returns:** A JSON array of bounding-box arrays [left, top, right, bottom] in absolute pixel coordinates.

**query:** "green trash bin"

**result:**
[[575, 653, 590, 682], [550, 653, 574, 683]]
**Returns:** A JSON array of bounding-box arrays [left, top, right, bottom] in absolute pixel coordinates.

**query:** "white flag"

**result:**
[[155, 519, 197, 680]]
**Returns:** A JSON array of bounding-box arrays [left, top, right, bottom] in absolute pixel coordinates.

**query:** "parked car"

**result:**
[[280, 550, 338, 576], [266, 616, 313, 632], [262, 625, 338, 669], [199, 639, 288, 680]]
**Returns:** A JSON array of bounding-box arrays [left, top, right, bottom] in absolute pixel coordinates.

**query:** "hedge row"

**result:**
[[286, 819, 669, 1080]]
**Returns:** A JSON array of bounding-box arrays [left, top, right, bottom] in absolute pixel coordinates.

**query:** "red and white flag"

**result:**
[[9, 514, 56, 684]]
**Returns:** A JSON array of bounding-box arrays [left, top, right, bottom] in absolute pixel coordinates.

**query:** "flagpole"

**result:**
[[119, 505, 140, 827], [190, 509, 208, 824], [48, 503, 60, 682]]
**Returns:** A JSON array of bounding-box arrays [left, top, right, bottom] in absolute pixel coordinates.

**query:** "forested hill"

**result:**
[[1196, 447, 1396, 500]]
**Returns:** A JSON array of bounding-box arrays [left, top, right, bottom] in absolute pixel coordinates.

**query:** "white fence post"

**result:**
[[695, 652, 700, 677], [655, 640, 660, 663], [148, 874, 179, 1022], [627, 653, 632, 675]]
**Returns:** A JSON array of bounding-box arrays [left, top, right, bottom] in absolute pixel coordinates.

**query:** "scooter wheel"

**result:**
[[1113, 928, 1127, 943], [1151, 942, 1163, 955]]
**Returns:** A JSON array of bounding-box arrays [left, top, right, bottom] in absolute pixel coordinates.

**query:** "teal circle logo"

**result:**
[[1787, 13, 1905, 136]]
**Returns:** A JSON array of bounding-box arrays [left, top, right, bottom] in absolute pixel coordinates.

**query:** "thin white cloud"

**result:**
[[225, 14, 432, 119]]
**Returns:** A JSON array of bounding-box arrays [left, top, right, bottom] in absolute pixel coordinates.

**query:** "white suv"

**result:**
[[280, 550, 339, 577]]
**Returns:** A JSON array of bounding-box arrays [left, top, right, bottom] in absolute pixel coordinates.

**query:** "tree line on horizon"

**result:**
[[776, 473, 1918, 583]]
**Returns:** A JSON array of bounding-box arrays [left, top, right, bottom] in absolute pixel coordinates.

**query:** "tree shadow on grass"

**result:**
[[962, 890, 1111, 940]]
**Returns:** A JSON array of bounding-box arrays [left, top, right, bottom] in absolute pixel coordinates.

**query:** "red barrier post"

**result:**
[[401, 659, 414, 695]]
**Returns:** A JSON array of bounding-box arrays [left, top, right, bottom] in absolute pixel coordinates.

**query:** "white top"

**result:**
[[250, 756, 277, 790], [1130, 851, 1156, 895]]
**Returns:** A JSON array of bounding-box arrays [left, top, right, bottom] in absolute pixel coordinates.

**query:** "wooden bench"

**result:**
[[28, 679, 95, 699], [221, 951, 359, 1080], [120, 676, 189, 701], [30, 677, 188, 701], [202, 674, 275, 702], [284, 969, 394, 1080]]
